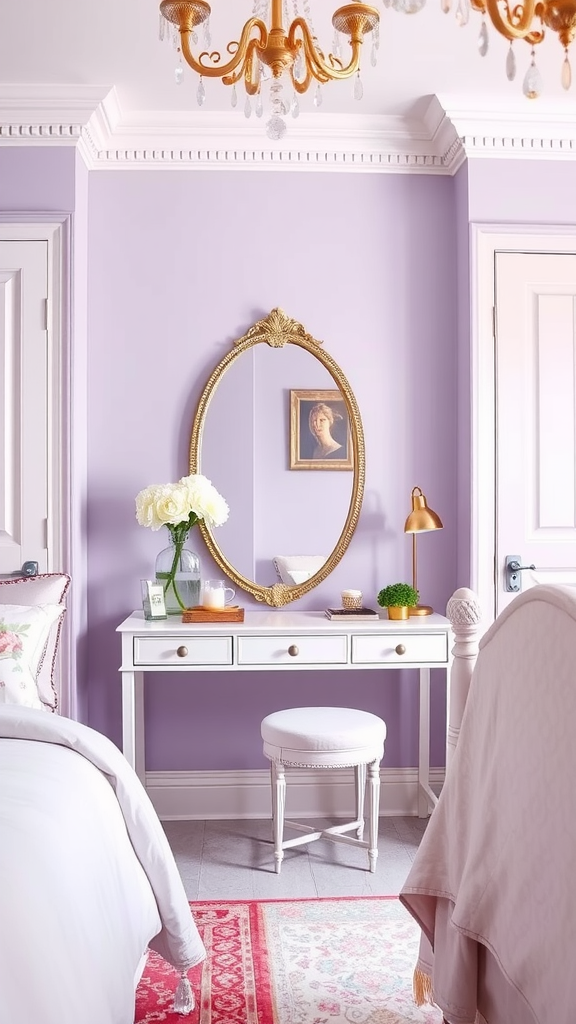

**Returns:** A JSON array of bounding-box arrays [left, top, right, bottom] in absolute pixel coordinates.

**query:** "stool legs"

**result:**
[[271, 761, 286, 874], [367, 759, 380, 873], [354, 762, 366, 840], [268, 758, 381, 874]]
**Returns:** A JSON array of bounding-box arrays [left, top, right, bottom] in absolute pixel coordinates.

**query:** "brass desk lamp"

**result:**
[[404, 486, 443, 616]]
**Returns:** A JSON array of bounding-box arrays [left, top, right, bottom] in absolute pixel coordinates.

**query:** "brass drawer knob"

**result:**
[[176, 645, 188, 658], [395, 644, 406, 656], [288, 644, 299, 657]]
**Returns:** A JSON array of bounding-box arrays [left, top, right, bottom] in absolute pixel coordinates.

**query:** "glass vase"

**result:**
[[155, 530, 201, 615]]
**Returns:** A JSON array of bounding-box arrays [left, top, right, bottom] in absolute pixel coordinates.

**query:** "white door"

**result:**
[[495, 250, 576, 615], [0, 240, 50, 577]]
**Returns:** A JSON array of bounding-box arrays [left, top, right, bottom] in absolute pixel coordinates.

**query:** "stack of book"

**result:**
[[325, 607, 379, 621]]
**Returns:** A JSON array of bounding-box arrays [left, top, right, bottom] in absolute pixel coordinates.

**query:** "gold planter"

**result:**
[[387, 605, 409, 620]]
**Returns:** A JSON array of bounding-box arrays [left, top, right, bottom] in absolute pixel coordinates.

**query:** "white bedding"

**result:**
[[0, 705, 206, 1024]]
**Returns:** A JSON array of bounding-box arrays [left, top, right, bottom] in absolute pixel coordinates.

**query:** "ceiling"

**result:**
[[1, 0, 575, 165]]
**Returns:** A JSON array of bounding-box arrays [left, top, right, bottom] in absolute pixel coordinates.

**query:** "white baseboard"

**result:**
[[146, 767, 444, 820]]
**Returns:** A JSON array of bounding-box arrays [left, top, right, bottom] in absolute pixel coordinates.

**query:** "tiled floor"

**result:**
[[164, 816, 428, 901]]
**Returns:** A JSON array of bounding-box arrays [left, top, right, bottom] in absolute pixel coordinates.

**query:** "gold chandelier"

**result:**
[[159, 0, 380, 137], [446, 0, 576, 97]]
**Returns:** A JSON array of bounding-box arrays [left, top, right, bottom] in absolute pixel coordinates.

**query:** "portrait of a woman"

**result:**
[[290, 390, 353, 470], [308, 402, 343, 459]]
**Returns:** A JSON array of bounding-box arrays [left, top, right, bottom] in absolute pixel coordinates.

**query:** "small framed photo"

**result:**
[[141, 579, 167, 620], [290, 389, 353, 471]]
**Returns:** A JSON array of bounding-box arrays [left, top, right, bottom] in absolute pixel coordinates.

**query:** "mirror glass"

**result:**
[[190, 309, 365, 607], [200, 344, 353, 587]]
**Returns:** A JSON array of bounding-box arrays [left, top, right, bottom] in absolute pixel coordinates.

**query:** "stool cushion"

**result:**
[[261, 707, 386, 768]]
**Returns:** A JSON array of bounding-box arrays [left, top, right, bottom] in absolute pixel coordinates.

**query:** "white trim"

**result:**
[[146, 766, 445, 820], [1, 86, 461, 173], [471, 223, 576, 625], [0, 216, 73, 715], [4, 86, 576, 171], [4, 87, 576, 171], [435, 96, 576, 161]]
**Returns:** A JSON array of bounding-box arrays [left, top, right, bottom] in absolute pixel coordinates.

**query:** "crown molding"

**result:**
[[0, 85, 461, 173], [434, 93, 576, 160], [2, 85, 576, 171]]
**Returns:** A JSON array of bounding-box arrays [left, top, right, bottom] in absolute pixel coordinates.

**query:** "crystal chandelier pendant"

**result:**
[[159, 12, 166, 41], [441, 0, 451, 13], [332, 29, 342, 59], [203, 16, 211, 47], [196, 76, 206, 106], [455, 0, 469, 27], [523, 50, 543, 98], [266, 80, 289, 139], [174, 62, 184, 86], [353, 71, 364, 100], [255, 92, 264, 118], [370, 41, 378, 66], [478, 20, 489, 57], [561, 49, 572, 90], [231, 84, 238, 108], [294, 50, 304, 82], [506, 42, 517, 81], [291, 93, 300, 118], [244, 95, 252, 118], [266, 114, 287, 140], [314, 84, 323, 108]]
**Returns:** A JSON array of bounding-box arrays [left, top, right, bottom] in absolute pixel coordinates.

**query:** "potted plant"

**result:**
[[377, 582, 419, 620]]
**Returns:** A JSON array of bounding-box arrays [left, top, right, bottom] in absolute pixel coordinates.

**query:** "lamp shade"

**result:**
[[404, 486, 443, 534]]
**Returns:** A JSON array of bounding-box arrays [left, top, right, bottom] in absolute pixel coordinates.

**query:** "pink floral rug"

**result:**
[[135, 896, 443, 1024]]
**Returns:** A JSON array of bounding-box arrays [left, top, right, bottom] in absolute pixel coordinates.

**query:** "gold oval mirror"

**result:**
[[189, 309, 365, 607]]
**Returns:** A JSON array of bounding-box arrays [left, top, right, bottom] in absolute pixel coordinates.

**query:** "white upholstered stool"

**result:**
[[261, 706, 386, 874]]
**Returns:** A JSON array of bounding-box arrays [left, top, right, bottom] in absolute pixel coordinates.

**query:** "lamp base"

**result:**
[[409, 605, 433, 616]]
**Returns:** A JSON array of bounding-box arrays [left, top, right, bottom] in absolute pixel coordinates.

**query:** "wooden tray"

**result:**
[[182, 606, 245, 623]]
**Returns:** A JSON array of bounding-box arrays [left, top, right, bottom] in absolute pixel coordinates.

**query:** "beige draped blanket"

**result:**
[[400, 585, 576, 1024]]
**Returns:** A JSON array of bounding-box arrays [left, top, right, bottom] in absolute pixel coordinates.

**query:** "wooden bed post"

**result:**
[[446, 588, 483, 769]]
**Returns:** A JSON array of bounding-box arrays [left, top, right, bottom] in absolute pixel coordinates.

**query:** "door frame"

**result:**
[[471, 222, 576, 624], [0, 215, 74, 714]]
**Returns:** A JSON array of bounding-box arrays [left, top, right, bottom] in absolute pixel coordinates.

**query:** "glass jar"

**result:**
[[155, 530, 201, 615]]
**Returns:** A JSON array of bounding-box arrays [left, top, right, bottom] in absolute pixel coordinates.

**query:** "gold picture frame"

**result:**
[[290, 389, 353, 470]]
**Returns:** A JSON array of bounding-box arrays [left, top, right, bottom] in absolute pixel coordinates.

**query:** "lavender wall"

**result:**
[[86, 170, 459, 771], [0, 150, 460, 772], [467, 159, 576, 223]]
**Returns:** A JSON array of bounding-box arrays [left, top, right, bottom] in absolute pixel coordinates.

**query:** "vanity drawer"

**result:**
[[237, 634, 348, 666], [352, 632, 448, 665], [133, 635, 233, 666]]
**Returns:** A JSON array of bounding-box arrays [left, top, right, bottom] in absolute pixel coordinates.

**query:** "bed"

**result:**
[[0, 704, 206, 1024], [400, 584, 576, 1024]]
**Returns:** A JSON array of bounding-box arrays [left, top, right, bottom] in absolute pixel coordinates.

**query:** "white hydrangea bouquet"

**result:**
[[136, 473, 229, 612]]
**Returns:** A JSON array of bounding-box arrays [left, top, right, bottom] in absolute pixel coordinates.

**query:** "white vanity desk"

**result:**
[[117, 609, 451, 816]]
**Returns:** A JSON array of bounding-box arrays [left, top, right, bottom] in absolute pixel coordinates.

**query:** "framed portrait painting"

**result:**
[[290, 389, 353, 470]]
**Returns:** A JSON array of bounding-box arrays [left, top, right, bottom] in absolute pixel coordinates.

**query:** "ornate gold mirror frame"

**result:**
[[189, 308, 365, 607]]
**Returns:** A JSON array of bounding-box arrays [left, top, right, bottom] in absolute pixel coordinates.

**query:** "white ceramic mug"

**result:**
[[202, 579, 236, 610]]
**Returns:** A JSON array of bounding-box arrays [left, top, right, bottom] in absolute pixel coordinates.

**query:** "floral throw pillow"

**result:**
[[0, 604, 66, 710], [0, 573, 70, 709]]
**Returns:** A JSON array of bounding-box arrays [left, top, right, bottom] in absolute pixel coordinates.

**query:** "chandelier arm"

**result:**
[[483, 0, 543, 41], [180, 17, 267, 78], [289, 60, 315, 93], [222, 38, 263, 91], [288, 17, 360, 82]]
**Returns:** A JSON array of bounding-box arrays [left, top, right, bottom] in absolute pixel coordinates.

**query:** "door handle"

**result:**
[[505, 555, 536, 593], [0, 560, 38, 581]]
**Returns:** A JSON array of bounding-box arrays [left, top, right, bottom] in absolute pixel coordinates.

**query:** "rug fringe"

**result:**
[[413, 965, 434, 1006]]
